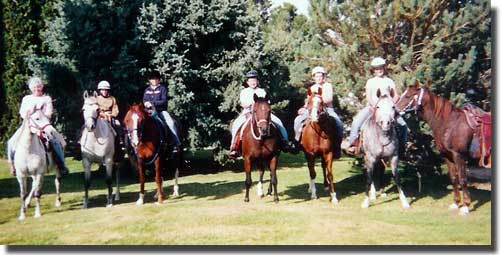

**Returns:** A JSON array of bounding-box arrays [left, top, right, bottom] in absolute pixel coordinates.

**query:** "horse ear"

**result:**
[[83, 90, 88, 99], [426, 79, 431, 88], [389, 88, 395, 98], [376, 88, 381, 98], [318, 87, 322, 95], [253, 93, 259, 102], [93, 90, 98, 97], [307, 88, 312, 97], [412, 80, 419, 88]]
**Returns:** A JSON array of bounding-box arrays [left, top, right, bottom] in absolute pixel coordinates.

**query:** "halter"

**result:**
[[398, 87, 425, 114], [28, 112, 53, 139]]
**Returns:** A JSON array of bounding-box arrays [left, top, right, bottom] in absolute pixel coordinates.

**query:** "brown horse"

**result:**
[[395, 81, 480, 215], [300, 87, 340, 204], [123, 104, 181, 205], [240, 93, 280, 203]]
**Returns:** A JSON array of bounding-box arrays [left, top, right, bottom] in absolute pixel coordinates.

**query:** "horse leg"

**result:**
[[321, 157, 329, 192], [24, 178, 36, 208], [376, 161, 386, 198], [244, 157, 252, 202], [33, 174, 44, 218], [17, 176, 27, 221], [269, 156, 279, 203], [173, 167, 180, 197], [306, 154, 317, 199], [362, 156, 375, 208], [391, 156, 409, 208], [257, 161, 265, 198], [114, 163, 120, 201], [105, 158, 114, 207], [454, 154, 471, 215], [54, 175, 62, 208], [154, 158, 164, 204], [324, 152, 337, 204], [82, 158, 91, 209], [444, 157, 460, 211], [136, 160, 145, 206]]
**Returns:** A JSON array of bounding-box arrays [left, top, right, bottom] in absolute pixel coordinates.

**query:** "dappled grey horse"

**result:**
[[360, 89, 409, 209], [80, 91, 120, 208]]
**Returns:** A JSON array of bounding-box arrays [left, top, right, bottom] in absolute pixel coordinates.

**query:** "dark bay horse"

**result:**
[[300, 87, 340, 204], [240, 93, 280, 203], [395, 81, 480, 215], [124, 104, 181, 205], [360, 89, 410, 209]]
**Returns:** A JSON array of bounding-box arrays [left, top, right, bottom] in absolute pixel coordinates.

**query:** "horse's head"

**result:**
[[395, 80, 426, 114], [82, 91, 99, 131], [253, 92, 271, 137], [124, 103, 147, 147], [307, 86, 324, 122], [27, 108, 55, 140], [374, 89, 398, 132]]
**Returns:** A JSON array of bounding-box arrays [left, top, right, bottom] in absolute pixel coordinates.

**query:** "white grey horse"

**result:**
[[360, 89, 409, 209], [13, 109, 57, 220], [81, 91, 119, 208]]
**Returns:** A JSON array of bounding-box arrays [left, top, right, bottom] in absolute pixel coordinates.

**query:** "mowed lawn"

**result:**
[[0, 152, 491, 245]]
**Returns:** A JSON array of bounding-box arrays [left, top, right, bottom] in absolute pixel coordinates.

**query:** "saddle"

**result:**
[[463, 104, 491, 168]]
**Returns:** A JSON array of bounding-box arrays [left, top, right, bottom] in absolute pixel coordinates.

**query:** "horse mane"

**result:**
[[426, 88, 460, 119]]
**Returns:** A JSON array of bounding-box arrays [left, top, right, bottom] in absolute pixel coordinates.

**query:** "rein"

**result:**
[[250, 105, 270, 141], [398, 87, 425, 114]]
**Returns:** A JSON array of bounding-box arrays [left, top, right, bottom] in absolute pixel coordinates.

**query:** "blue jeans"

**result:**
[[294, 107, 344, 141], [50, 139, 66, 166]]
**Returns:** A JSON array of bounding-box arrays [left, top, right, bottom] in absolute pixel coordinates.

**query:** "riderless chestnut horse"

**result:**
[[396, 81, 490, 215], [300, 87, 341, 204], [124, 103, 181, 205], [240, 93, 280, 203]]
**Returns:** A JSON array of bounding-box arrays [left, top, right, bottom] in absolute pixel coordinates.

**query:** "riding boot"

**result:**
[[333, 137, 342, 159], [50, 140, 70, 176], [341, 139, 356, 156]]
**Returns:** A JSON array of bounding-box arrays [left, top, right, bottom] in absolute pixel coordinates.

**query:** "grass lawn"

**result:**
[[0, 152, 492, 245]]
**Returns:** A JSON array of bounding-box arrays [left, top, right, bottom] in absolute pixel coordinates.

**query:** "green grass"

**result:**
[[0, 153, 491, 245]]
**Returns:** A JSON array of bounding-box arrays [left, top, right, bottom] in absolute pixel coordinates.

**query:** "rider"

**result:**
[[96, 80, 124, 149], [293, 66, 344, 157], [143, 71, 181, 154], [228, 69, 295, 159], [6, 76, 70, 176], [341, 57, 408, 155]]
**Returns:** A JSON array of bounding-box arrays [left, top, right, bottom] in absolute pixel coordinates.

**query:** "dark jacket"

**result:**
[[143, 85, 168, 112]]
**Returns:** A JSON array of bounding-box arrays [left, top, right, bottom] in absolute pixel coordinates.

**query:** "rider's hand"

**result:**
[[297, 108, 306, 115], [144, 101, 153, 109]]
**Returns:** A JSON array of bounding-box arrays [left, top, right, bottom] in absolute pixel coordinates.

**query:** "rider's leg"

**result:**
[[293, 110, 309, 142], [325, 107, 344, 139], [112, 118, 125, 150], [7, 128, 22, 176], [160, 111, 181, 146], [342, 106, 371, 150], [271, 114, 295, 153], [50, 138, 69, 176], [230, 114, 247, 152]]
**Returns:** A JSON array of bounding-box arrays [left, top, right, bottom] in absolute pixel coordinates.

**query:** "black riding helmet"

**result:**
[[245, 70, 258, 79]]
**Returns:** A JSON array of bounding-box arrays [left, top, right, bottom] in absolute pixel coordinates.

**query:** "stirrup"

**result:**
[[228, 150, 239, 159]]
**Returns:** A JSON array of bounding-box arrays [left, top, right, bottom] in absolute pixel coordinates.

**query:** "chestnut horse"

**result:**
[[395, 81, 479, 215], [240, 93, 280, 203], [300, 87, 340, 204], [123, 104, 181, 205]]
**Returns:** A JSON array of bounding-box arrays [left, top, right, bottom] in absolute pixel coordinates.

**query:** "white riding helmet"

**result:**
[[370, 57, 386, 68], [311, 66, 326, 76], [97, 80, 111, 90]]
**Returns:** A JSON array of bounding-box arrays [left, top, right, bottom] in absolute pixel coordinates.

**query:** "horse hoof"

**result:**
[[369, 195, 377, 201], [136, 200, 144, 206], [401, 202, 410, 209], [361, 198, 370, 208], [380, 193, 387, 198], [34, 213, 41, 218], [459, 206, 469, 216], [55, 200, 61, 208], [311, 195, 317, 200], [172, 191, 179, 197], [244, 198, 250, 203], [106, 204, 113, 208], [449, 203, 459, 210], [18, 215, 25, 221], [114, 195, 120, 201], [274, 198, 279, 203]]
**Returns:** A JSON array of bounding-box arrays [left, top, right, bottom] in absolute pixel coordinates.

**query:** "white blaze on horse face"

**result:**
[[311, 96, 321, 122], [29, 110, 54, 140], [131, 113, 140, 146], [375, 98, 395, 132]]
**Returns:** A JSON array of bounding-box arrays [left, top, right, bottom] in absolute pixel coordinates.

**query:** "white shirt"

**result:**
[[19, 94, 53, 119], [310, 82, 334, 107], [240, 87, 266, 110], [365, 76, 396, 106]]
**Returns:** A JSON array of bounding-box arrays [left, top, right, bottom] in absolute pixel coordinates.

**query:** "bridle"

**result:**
[[28, 110, 53, 140], [125, 110, 164, 165], [397, 87, 425, 115], [250, 103, 271, 141]]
